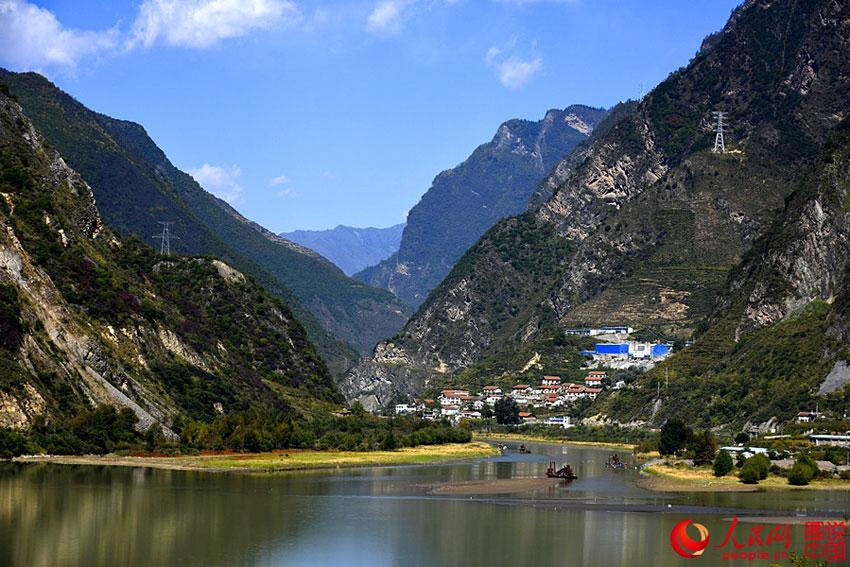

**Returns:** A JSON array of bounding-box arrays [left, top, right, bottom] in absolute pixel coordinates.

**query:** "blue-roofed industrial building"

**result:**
[[650, 344, 670, 357], [595, 343, 629, 355]]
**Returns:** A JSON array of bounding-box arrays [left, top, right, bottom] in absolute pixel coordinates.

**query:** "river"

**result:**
[[1, 441, 847, 566]]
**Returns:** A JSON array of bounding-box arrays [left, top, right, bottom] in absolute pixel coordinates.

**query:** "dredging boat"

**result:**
[[545, 462, 577, 480], [606, 453, 627, 470]]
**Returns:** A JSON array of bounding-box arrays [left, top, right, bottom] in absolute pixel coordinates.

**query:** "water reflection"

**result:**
[[0, 443, 847, 566]]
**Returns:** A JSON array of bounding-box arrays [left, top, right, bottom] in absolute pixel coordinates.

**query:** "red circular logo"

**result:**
[[670, 519, 710, 558]]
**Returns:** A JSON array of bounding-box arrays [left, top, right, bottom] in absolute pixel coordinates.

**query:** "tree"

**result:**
[[0, 428, 27, 460], [713, 449, 733, 477], [734, 432, 750, 445], [788, 462, 815, 486], [788, 455, 818, 486], [739, 460, 761, 484], [350, 402, 366, 417], [692, 430, 718, 465], [658, 418, 692, 456], [494, 398, 520, 425], [748, 454, 770, 480], [380, 430, 397, 451], [480, 404, 493, 419]]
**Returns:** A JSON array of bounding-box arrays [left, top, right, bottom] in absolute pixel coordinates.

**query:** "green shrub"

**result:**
[[713, 449, 733, 477], [739, 460, 761, 484], [788, 462, 816, 486], [0, 428, 28, 459], [747, 454, 770, 480]]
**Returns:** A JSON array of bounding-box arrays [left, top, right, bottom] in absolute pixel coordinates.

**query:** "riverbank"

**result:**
[[13, 442, 499, 473], [475, 432, 637, 452], [640, 462, 850, 492]]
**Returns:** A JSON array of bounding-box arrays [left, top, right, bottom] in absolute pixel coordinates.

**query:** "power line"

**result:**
[[153, 221, 179, 255], [712, 111, 728, 154]]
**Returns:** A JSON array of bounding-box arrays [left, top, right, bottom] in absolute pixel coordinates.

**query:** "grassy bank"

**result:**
[[641, 463, 850, 492], [476, 432, 637, 451], [14, 442, 498, 473]]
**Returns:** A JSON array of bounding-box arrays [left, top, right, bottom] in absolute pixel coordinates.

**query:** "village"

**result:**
[[395, 328, 675, 426]]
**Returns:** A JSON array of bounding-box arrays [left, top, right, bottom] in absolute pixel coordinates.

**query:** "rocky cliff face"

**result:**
[[355, 105, 607, 309], [0, 91, 339, 431], [731, 120, 850, 336], [0, 70, 409, 372], [343, 0, 850, 410], [599, 118, 850, 426]]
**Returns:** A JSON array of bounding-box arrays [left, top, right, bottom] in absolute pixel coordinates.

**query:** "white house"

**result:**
[[541, 376, 561, 386], [440, 389, 470, 407], [584, 387, 602, 400], [441, 405, 460, 417], [796, 411, 823, 423], [544, 416, 573, 428]]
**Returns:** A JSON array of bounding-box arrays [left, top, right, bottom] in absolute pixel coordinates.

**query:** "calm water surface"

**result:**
[[1, 442, 848, 566]]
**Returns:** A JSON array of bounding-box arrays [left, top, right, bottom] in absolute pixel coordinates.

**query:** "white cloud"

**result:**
[[494, 56, 542, 88], [269, 174, 290, 186], [128, 0, 302, 49], [276, 186, 297, 198], [366, 0, 462, 37], [188, 163, 246, 204], [0, 0, 118, 71], [366, 0, 412, 37], [485, 42, 542, 89]]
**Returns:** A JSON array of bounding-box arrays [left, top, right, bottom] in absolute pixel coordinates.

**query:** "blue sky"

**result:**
[[0, 0, 741, 232]]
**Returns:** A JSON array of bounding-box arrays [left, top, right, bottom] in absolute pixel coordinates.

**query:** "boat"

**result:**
[[545, 462, 577, 480], [606, 453, 627, 470], [518, 444, 531, 454]]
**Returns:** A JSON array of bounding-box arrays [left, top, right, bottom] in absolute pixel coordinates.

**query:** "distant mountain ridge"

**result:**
[[0, 70, 411, 372], [355, 105, 608, 308], [281, 224, 404, 276]]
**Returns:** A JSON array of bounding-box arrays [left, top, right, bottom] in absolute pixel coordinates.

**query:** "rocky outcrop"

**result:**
[[356, 105, 608, 308]]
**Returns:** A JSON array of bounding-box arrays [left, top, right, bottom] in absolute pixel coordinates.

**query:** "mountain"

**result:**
[[0, 70, 410, 372], [0, 88, 339, 433], [354, 105, 608, 308], [281, 224, 404, 276], [343, 0, 850, 412], [600, 116, 850, 428]]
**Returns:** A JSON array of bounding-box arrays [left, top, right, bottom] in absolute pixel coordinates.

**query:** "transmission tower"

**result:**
[[153, 221, 179, 255], [639, 81, 645, 101], [712, 111, 727, 154]]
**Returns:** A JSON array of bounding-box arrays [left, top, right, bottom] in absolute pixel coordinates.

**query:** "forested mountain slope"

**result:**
[[0, 70, 410, 371], [0, 89, 340, 433]]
